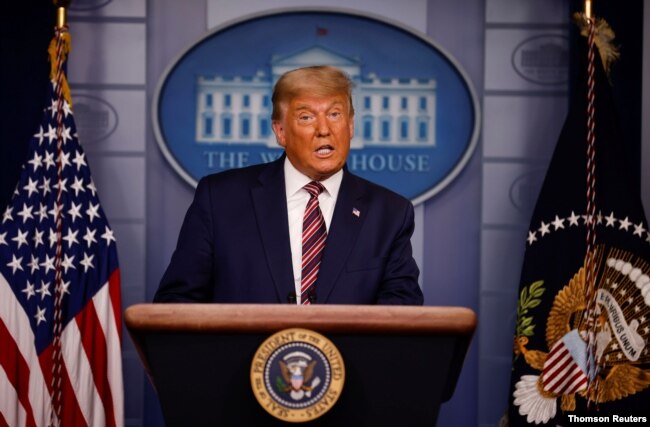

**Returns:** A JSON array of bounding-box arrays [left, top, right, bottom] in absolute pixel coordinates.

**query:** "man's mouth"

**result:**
[[315, 145, 334, 156]]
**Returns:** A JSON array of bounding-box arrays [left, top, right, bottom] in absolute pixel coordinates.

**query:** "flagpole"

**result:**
[[582, 0, 601, 409], [51, 2, 71, 425]]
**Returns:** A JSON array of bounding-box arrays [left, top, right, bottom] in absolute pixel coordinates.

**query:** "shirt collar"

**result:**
[[284, 156, 343, 198]]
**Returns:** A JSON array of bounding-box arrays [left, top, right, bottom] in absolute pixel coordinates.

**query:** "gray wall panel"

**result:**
[[483, 95, 566, 159], [69, 0, 146, 17], [481, 228, 527, 293], [91, 156, 145, 220], [207, 0, 428, 30], [480, 294, 518, 359], [112, 223, 146, 289], [482, 162, 545, 226], [478, 356, 513, 425], [122, 354, 145, 423], [486, 0, 568, 24], [68, 22, 146, 85], [485, 28, 569, 92], [73, 89, 146, 153]]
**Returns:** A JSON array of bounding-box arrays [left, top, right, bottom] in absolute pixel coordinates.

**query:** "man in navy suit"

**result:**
[[154, 66, 422, 305]]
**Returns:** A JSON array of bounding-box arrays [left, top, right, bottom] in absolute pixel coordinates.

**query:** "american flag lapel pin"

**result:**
[[352, 208, 360, 218]]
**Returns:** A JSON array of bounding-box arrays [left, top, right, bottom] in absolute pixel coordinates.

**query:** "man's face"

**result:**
[[272, 93, 354, 181]]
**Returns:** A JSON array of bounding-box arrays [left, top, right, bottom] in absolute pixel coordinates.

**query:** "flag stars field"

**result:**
[[70, 178, 85, 197], [2, 206, 13, 223], [83, 228, 97, 247], [619, 217, 632, 231], [62, 228, 79, 247], [34, 306, 47, 325], [43, 151, 55, 170], [36, 203, 48, 222], [17, 203, 34, 222], [80, 252, 95, 272], [27, 254, 39, 273], [53, 177, 68, 193], [35, 281, 51, 300], [44, 124, 57, 144], [633, 222, 646, 237], [68, 201, 83, 222], [40, 254, 55, 273], [101, 226, 116, 245], [22, 280, 36, 300], [528, 211, 650, 246], [40, 177, 52, 196], [86, 203, 100, 222], [28, 152, 43, 171], [61, 254, 75, 273], [72, 150, 86, 170], [12, 229, 29, 248], [23, 178, 39, 198], [7, 254, 23, 273]]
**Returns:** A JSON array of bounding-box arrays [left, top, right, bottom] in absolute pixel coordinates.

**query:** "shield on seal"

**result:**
[[291, 373, 304, 390]]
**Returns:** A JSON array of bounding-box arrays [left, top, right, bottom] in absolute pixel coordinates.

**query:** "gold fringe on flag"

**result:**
[[47, 31, 73, 108], [573, 12, 620, 76]]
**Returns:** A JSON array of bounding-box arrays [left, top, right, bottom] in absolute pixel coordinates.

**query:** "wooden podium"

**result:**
[[125, 304, 476, 427]]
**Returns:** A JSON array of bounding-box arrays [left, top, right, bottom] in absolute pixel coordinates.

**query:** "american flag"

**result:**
[[0, 72, 123, 424]]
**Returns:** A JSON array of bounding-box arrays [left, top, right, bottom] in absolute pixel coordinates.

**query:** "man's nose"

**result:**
[[315, 116, 331, 136]]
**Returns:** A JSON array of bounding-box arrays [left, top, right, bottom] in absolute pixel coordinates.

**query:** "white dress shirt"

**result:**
[[284, 157, 343, 304]]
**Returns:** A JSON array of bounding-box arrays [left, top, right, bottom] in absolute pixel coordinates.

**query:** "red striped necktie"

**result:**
[[301, 181, 327, 304]]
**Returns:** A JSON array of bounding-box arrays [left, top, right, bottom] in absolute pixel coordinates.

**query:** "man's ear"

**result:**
[[272, 120, 286, 147]]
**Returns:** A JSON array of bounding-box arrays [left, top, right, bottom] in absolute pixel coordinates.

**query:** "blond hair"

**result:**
[[271, 65, 354, 120]]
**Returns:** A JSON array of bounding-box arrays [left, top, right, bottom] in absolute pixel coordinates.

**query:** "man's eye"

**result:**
[[299, 115, 312, 121], [330, 111, 341, 118]]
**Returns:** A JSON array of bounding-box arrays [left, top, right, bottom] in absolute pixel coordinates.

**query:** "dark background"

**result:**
[[1, 2, 56, 210], [569, 0, 645, 197]]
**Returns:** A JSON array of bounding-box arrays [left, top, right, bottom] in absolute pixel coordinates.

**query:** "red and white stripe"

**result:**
[[541, 341, 588, 395], [0, 270, 123, 427]]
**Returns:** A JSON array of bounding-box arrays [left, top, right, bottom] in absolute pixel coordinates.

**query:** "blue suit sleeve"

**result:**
[[154, 177, 215, 302], [375, 202, 423, 305]]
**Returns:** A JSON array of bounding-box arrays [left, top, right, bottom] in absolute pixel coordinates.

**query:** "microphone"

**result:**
[[307, 289, 317, 304], [287, 291, 297, 304]]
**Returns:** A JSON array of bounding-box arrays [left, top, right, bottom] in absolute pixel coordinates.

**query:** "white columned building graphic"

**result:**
[[195, 46, 436, 149]]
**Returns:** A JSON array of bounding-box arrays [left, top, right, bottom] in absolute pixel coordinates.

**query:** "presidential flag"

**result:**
[[507, 15, 650, 425], [0, 28, 123, 426]]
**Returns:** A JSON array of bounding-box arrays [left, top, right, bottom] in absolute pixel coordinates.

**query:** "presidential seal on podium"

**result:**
[[251, 328, 345, 423]]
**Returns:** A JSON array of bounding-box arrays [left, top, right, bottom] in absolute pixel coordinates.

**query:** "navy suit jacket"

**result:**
[[154, 157, 422, 305]]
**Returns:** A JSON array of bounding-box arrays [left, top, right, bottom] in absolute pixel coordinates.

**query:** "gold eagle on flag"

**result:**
[[513, 245, 650, 424]]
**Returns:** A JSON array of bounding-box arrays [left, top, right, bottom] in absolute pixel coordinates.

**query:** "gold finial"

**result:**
[[53, 0, 71, 29], [585, 0, 592, 20]]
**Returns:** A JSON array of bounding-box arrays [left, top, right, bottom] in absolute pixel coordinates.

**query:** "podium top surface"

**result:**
[[124, 304, 476, 335]]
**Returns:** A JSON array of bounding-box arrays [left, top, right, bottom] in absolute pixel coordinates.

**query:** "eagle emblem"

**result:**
[[276, 351, 321, 400], [513, 245, 650, 424]]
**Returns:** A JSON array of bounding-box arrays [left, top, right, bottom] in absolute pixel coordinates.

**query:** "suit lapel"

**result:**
[[251, 157, 295, 303], [316, 170, 367, 303]]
